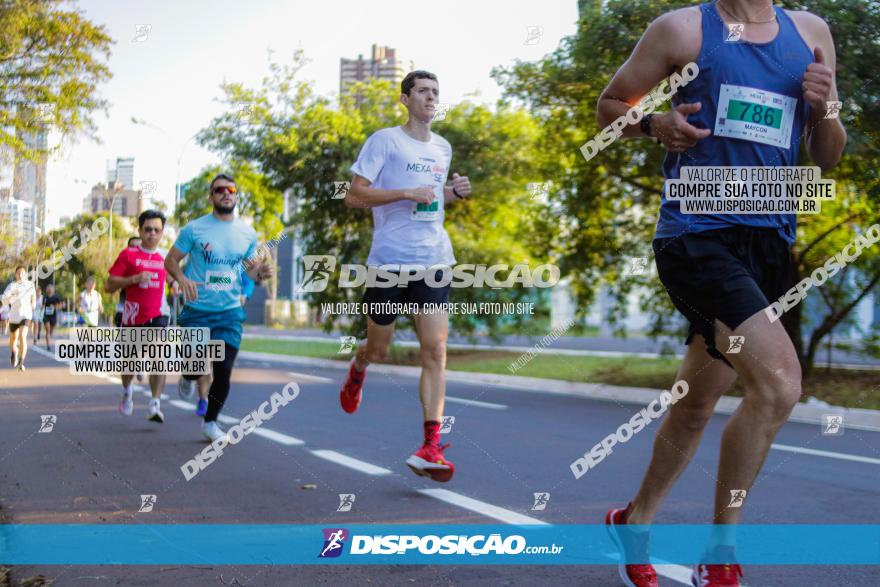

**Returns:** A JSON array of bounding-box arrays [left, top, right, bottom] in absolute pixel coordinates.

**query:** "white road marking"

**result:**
[[771, 443, 880, 465], [445, 396, 507, 410], [286, 371, 333, 384], [250, 428, 305, 446], [656, 564, 695, 586], [602, 552, 694, 586], [310, 449, 392, 475], [418, 488, 549, 526]]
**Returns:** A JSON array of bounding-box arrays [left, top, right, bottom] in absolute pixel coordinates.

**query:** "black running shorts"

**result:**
[[362, 270, 451, 326], [9, 319, 31, 333], [133, 315, 170, 328], [652, 226, 792, 365]]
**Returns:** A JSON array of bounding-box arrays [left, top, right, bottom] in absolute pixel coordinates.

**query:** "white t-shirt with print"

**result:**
[[1, 280, 35, 322], [350, 126, 455, 268], [80, 290, 102, 326]]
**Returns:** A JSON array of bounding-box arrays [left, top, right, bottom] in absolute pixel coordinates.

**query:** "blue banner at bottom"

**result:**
[[1, 524, 878, 565]]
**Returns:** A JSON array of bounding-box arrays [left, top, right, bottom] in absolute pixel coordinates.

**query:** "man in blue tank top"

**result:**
[[595, 2, 846, 586]]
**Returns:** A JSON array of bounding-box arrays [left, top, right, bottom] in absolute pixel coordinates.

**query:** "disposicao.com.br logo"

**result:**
[[318, 529, 563, 557], [298, 255, 560, 292]]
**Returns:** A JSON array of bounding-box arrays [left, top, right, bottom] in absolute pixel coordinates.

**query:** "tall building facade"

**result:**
[[12, 129, 48, 234], [0, 192, 36, 255], [340, 44, 412, 96], [82, 183, 144, 218], [107, 157, 135, 189]]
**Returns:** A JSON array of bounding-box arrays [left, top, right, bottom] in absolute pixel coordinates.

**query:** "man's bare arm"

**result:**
[[795, 13, 846, 170], [597, 10, 709, 151], [344, 175, 433, 209]]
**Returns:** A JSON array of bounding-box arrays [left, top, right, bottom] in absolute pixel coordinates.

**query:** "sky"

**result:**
[[41, 0, 579, 229]]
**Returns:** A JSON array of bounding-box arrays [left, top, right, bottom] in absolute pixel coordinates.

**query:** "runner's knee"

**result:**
[[670, 399, 716, 432], [364, 344, 389, 364], [419, 340, 446, 368], [746, 362, 802, 419]]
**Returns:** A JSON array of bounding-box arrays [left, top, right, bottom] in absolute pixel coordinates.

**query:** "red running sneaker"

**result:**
[[339, 363, 365, 414], [692, 563, 743, 586], [605, 503, 658, 587], [405, 442, 455, 482]]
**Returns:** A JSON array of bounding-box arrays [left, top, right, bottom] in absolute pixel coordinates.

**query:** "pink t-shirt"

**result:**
[[109, 246, 167, 325]]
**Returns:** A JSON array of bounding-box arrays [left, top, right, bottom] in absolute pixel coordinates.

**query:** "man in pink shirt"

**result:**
[[105, 210, 169, 423]]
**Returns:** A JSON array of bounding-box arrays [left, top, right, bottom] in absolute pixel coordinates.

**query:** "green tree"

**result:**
[[495, 0, 880, 372], [13, 212, 131, 319], [173, 162, 284, 241], [0, 0, 112, 162], [197, 52, 548, 336]]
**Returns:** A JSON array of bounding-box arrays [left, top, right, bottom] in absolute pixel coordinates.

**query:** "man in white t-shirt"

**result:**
[[1, 266, 36, 370], [79, 275, 103, 327], [338, 70, 472, 483]]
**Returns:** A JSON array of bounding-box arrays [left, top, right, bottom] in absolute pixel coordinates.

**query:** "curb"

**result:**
[[238, 350, 880, 433]]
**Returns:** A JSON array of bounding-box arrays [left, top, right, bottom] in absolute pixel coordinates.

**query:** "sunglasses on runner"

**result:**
[[212, 186, 237, 195]]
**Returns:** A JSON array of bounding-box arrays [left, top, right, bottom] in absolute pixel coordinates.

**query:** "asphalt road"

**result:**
[[1, 340, 878, 586]]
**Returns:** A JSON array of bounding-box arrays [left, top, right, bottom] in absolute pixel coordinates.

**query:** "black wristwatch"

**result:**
[[640, 113, 655, 137]]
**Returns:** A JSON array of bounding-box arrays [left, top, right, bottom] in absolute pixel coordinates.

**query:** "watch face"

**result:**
[[641, 114, 653, 135]]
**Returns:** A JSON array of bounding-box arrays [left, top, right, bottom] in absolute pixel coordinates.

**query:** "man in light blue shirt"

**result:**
[[165, 173, 273, 442]]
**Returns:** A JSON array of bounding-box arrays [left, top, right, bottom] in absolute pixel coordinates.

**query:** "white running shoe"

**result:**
[[147, 399, 164, 423], [17, 363, 25, 371], [119, 391, 134, 416], [178, 377, 196, 400], [201, 421, 226, 442]]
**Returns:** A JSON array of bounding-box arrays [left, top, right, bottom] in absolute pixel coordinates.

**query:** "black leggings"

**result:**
[[204, 343, 239, 423]]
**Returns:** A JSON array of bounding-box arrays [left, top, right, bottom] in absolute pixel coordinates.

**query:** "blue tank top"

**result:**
[[655, 1, 814, 245]]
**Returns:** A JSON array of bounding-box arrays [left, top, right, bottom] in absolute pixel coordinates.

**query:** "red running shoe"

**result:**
[[405, 442, 455, 482], [605, 503, 658, 587], [691, 563, 743, 586], [339, 363, 365, 414]]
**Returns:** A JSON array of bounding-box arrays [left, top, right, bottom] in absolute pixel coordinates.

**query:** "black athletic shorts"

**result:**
[[652, 226, 792, 365], [43, 314, 56, 326], [132, 315, 170, 328], [362, 270, 451, 326], [9, 319, 31, 333]]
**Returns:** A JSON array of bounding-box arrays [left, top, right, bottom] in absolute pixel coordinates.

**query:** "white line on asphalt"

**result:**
[[771, 443, 880, 465], [652, 564, 694, 585], [445, 396, 508, 410], [250, 428, 305, 446], [310, 449, 392, 475], [166, 401, 304, 445], [601, 552, 694, 586], [169, 399, 194, 411], [418, 488, 548, 525], [286, 371, 333, 384]]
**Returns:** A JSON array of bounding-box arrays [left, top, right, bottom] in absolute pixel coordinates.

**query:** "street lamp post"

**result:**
[[130, 117, 199, 214], [32, 226, 59, 287], [108, 187, 123, 255]]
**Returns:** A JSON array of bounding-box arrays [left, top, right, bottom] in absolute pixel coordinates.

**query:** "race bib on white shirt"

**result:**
[[411, 184, 443, 222], [714, 84, 797, 149]]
